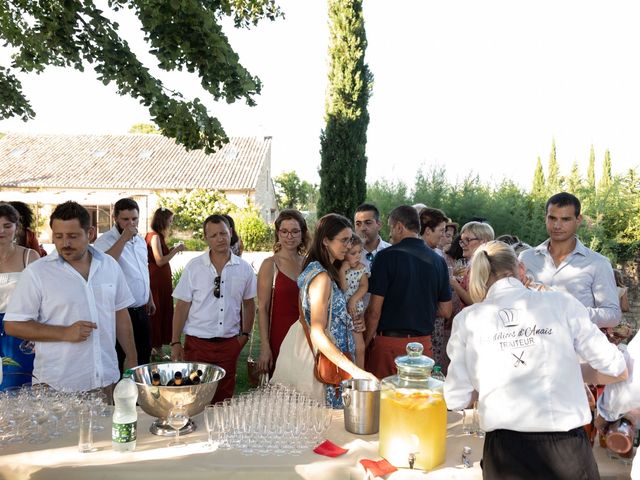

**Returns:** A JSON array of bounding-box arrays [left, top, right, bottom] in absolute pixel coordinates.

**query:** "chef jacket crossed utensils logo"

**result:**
[[498, 309, 526, 367], [512, 351, 526, 367]]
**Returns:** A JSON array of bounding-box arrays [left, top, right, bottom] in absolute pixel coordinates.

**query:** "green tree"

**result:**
[[158, 189, 235, 237], [413, 166, 450, 208], [599, 149, 613, 191], [0, 1, 282, 154], [317, 0, 372, 218], [567, 160, 582, 194], [274, 171, 318, 211], [129, 123, 160, 134], [531, 156, 546, 198], [365, 179, 410, 239], [547, 139, 561, 194]]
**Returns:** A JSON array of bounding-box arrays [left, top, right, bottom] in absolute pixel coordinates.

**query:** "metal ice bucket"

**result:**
[[341, 378, 380, 435], [130, 362, 225, 436]]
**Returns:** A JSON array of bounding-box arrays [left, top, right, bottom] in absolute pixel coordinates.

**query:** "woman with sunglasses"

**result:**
[[256, 209, 310, 376], [450, 221, 494, 306], [298, 213, 377, 407], [445, 241, 627, 479]]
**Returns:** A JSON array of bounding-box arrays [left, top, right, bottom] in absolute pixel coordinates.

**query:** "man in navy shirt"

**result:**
[[364, 205, 452, 379]]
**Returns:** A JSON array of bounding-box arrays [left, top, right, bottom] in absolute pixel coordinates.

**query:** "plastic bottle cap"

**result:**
[[433, 365, 442, 373], [123, 369, 134, 378]]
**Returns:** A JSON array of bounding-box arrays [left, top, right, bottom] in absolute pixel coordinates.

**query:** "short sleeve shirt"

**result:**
[[4, 246, 135, 391], [368, 237, 452, 335], [173, 250, 257, 339]]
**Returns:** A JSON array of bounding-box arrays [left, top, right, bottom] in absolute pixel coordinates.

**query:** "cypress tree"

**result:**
[[547, 139, 561, 194], [599, 149, 613, 191], [318, 0, 372, 218], [531, 156, 546, 198], [567, 160, 582, 194], [587, 145, 596, 191]]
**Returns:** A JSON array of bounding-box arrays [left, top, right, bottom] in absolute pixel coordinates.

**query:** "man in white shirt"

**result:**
[[170, 214, 256, 403], [95, 198, 154, 368], [519, 192, 621, 328], [354, 203, 391, 270], [4, 201, 137, 393]]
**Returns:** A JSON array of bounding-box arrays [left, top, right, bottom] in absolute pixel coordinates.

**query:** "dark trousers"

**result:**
[[482, 427, 600, 480], [365, 335, 432, 379], [116, 306, 152, 373], [184, 335, 243, 404]]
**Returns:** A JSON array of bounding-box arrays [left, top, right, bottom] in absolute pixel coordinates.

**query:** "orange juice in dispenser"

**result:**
[[379, 342, 447, 470]]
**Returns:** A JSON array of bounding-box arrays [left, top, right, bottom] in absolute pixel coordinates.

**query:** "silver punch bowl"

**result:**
[[130, 362, 225, 436]]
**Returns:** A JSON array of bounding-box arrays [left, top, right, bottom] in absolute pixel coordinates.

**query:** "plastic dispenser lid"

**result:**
[[394, 342, 435, 377]]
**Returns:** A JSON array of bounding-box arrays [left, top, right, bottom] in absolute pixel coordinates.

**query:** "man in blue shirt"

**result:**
[[364, 205, 452, 379]]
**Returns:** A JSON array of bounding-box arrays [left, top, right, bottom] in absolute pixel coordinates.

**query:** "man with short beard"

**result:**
[[5, 201, 136, 394], [95, 198, 155, 368]]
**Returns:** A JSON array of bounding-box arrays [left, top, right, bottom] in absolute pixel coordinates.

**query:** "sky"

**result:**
[[1, 0, 640, 191]]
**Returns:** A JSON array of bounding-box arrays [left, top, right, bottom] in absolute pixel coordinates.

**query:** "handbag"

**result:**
[[271, 270, 324, 402], [246, 322, 265, 387], [301, 285, 352, 387]]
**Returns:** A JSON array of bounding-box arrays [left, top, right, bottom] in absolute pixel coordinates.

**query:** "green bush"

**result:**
[[236, 208, 273, 252], [167, 236, 208, 251], [171, 267, 184, 290]]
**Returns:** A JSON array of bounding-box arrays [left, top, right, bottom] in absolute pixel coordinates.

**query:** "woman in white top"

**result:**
[[445, 240, 627, 480], [0, 203, 40, 389]]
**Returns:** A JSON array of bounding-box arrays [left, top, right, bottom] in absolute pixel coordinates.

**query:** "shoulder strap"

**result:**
[[23, 248, 30, 267], [299, 270, 334, 356]]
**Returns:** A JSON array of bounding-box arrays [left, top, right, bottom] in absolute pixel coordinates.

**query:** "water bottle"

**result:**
[[112, 369, 138, 452], [431, 365, 445, 382]]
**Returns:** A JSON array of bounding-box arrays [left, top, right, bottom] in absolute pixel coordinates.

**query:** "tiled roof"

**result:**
[[0, 134, 271, 190]]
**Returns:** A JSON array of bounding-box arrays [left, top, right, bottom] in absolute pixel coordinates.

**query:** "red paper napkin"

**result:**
[[359, 458, 398, 477], [313, 440, 349, 457]]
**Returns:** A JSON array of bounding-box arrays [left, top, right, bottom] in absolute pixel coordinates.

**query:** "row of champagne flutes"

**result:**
[[0, 384, 110, 446], [194, 384, 334, 455]]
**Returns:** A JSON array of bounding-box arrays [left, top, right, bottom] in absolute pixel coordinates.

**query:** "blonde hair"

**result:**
[[469, 241, 519, 303], [460, 221, 495, 242]]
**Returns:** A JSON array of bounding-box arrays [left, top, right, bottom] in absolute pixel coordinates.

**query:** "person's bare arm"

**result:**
[[115, 309, 138, 371], [256, 258, 274, 371], [437, 300, 453, 319], [308, 273, 376, 382], [364, 294, 383, 346], [150, 234, 184, 267], [170, 300, 191, 361], [450, 278, 473, 305], [5, 319, 97, 342]]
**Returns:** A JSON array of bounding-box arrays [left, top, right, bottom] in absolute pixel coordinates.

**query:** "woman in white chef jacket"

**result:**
[[444, 241, 628, 480]]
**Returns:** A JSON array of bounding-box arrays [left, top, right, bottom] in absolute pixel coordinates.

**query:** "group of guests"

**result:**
[[0, 190, 637, 477]]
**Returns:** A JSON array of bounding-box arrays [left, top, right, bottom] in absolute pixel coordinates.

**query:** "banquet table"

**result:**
[[0, 408, 631, 480]]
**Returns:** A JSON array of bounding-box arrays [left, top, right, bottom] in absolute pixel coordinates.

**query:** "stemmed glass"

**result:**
[[203, 405, 218, 450], [167, 403, 189, 447]]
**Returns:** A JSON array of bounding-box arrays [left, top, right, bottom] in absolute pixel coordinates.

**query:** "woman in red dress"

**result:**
[[257, 210, 310, 376], [145, 208, 185, 352]]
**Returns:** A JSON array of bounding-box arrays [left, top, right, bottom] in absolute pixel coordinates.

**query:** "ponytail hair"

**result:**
[[468, 241, 519, 303]]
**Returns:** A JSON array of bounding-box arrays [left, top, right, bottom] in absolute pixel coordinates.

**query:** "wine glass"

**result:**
[[167, 403, 189, 447], [203, 405, 218, 450]]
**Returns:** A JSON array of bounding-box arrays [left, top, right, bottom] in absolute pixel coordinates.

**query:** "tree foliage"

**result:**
[[0, 0, 282, 153], [158, 189, 271, 250], [273, 171, 317, 211], [367, 154, 640, 263], [317, 0, 371, 218], [129, 122, 160, 134]]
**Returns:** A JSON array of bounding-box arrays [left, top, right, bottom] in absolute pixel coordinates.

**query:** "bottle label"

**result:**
[[112, 421, 137, 443]]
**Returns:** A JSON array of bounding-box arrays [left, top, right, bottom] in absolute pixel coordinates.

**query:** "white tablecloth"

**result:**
[[0, 409, 631, 480]]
